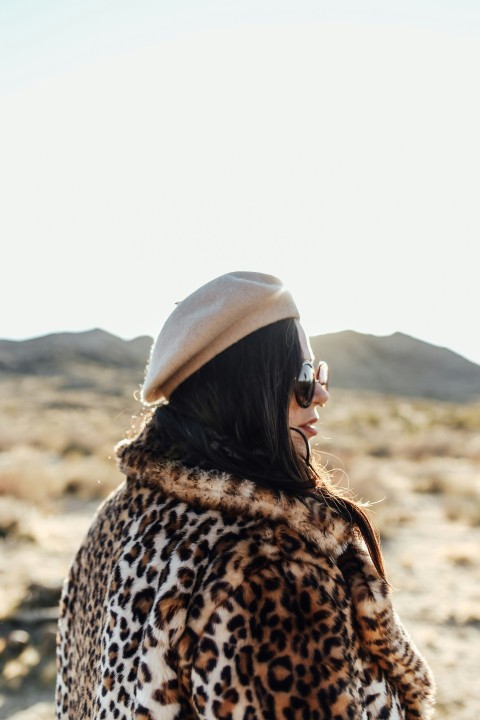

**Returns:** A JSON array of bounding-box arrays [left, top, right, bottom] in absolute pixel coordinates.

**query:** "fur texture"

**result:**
[[56, 431, 435, 719]]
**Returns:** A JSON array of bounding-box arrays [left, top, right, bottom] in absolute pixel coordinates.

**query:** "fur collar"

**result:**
[[115, 430, 355, 561]]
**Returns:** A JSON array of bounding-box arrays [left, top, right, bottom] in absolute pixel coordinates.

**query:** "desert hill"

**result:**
[[1, 328, 479, 403], [311, 330, 480, 403], [0, 329, 152, 374]]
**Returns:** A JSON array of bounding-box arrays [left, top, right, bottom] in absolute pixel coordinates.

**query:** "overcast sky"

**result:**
[[2, 0, 479, 364]]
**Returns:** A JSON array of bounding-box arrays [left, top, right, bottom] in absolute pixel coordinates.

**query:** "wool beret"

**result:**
[[141, 271, 300, 404]]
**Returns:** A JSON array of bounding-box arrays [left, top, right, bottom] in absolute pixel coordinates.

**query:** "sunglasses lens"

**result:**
[[295, 363, 315, 407]]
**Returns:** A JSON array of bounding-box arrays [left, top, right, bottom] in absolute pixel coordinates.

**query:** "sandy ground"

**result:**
[[385, 492, 480, 720], [0, 500, 99, 720], [1, 486, 479, 719]]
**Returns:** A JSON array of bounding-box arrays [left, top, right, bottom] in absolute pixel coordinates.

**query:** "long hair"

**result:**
[[145, 318, 385, 579]]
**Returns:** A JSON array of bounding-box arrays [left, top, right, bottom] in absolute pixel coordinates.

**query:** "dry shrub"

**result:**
[[59, 455, 121, 499], [444, 494, 480, 527], [409, 458, 480, 526], [0, 446, 121, 504], [321, 391, 480, 465], [320, 455, 412, 541], [0, 497, 38, 541], [444, 544, 478, 568], [445, 404, 480, 432], [412, 474, 448, 494], [0, 372, 144, 506], [0, 447, 63, 505]]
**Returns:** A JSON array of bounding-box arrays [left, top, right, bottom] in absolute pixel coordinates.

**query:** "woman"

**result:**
[[56, 271, 435, 719]]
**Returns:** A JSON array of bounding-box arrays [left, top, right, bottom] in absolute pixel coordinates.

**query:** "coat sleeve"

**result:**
[[190, 558, 363, 719]]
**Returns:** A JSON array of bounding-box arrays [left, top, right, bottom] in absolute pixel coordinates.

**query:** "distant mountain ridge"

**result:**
[[1, 328, 479, 403], [310, 331, 480, 403], [0, 329, 152, 374]]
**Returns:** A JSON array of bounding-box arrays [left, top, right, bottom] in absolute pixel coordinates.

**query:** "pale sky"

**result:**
[[1, 1, 479, 364]]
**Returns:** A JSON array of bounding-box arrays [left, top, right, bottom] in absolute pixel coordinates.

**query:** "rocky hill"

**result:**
[[1, 328, 479, 403], [310, 330, 480, 403], [0, 329, 151, 374]]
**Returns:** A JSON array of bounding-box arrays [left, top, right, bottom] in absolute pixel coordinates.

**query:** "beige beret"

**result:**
[[142, 271, 300, 404]]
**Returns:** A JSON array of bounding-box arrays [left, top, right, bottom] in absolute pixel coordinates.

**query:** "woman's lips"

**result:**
[[298, 420, 318, 438]]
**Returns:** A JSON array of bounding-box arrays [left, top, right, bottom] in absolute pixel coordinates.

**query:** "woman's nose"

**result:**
[[313, 381, 329, 407]]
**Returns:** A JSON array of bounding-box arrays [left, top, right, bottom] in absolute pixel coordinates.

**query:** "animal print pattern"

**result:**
[[56, 431, 435, 719]]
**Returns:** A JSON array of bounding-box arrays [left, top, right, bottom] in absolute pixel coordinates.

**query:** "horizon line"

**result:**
[[2, 326, 480, 368]]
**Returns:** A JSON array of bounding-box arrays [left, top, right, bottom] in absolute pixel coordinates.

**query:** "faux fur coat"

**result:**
[[56, 430, 435, 720]]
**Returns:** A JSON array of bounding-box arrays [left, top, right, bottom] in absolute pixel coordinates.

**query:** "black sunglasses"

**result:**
[[294, 360, 329, 408]]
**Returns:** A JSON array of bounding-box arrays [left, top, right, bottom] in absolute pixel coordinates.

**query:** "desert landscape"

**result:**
[[0, 331, 479, 719]]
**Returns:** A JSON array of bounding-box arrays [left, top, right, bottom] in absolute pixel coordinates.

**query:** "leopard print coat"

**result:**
[[56, 430, 435, 719]]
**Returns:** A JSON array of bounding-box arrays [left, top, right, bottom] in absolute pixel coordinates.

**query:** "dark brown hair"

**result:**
[[147, 318, 385, 579]]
